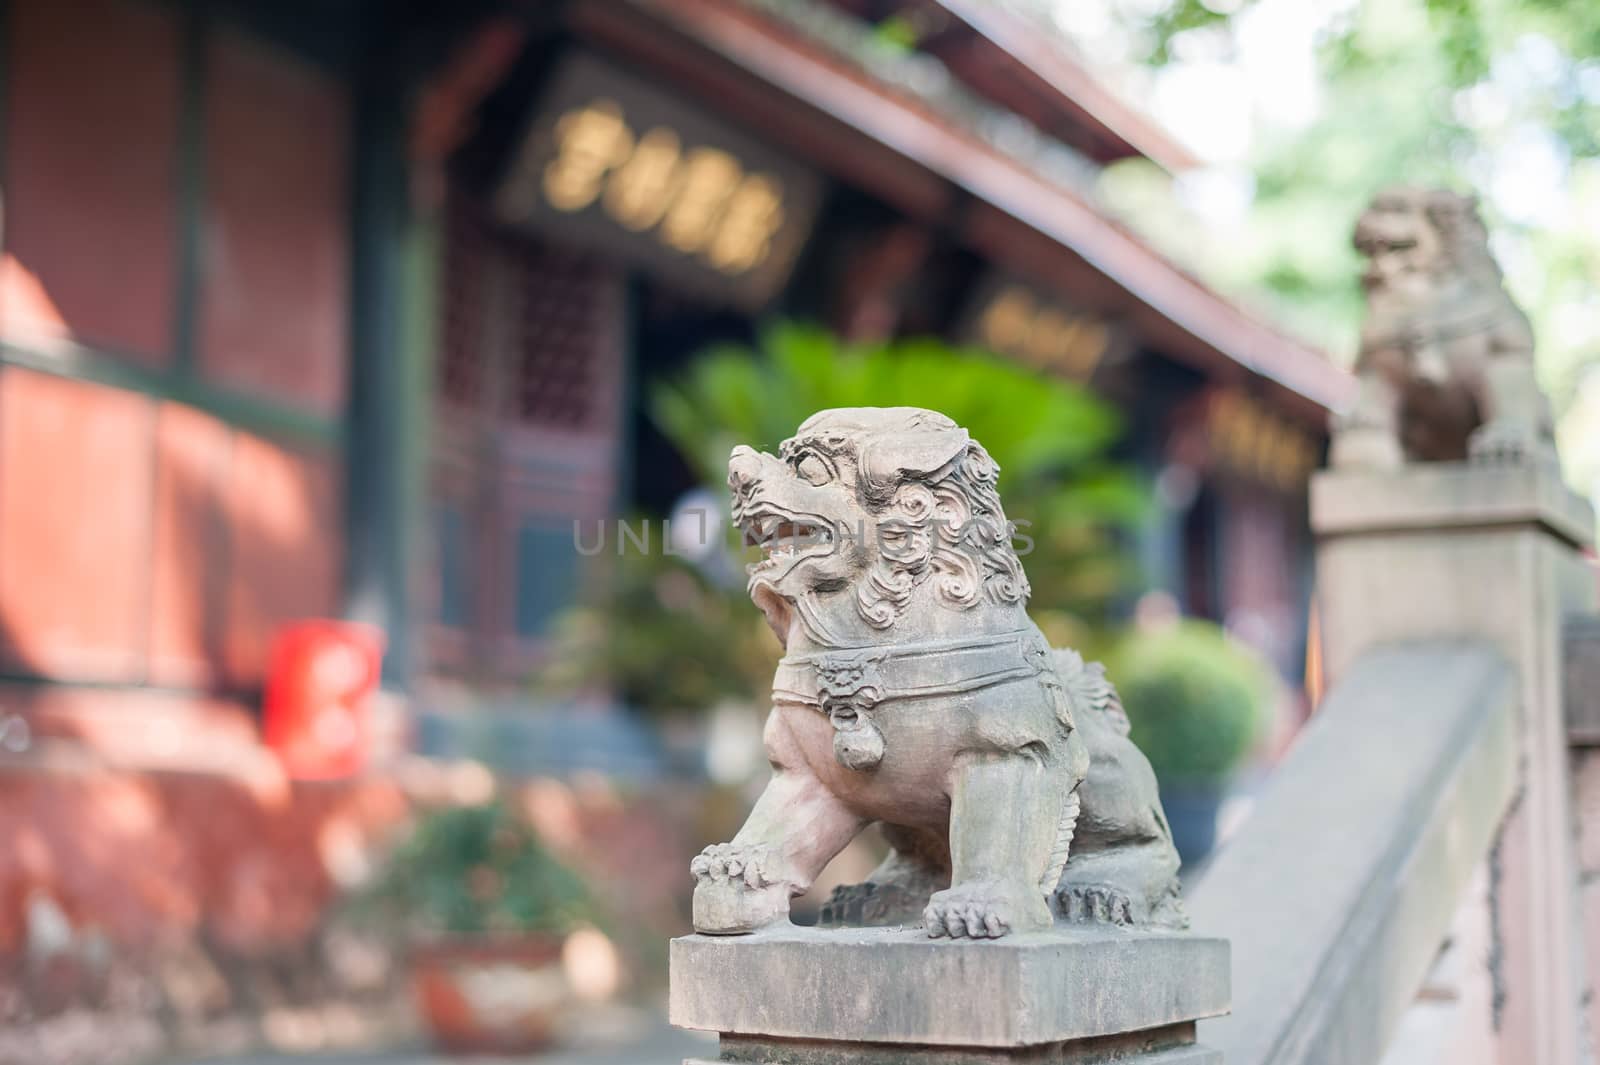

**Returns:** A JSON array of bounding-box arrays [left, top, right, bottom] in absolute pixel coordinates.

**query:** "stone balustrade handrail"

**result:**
[[1187, 642, 1518, 1065]]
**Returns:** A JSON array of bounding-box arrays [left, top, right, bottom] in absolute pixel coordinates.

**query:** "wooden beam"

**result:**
[[569, 0, 952, 222], [621, 0, 1354, 416], [926, 0, 1202, 172]]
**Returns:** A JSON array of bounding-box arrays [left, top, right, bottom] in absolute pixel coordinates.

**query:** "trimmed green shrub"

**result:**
[[1110, 621, 1275, 787]]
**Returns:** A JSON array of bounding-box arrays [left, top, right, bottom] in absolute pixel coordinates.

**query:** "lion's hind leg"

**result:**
[[1055, 839, 1186, 929], [818, 824, 951, 928], [1468, 335, 1558, 467]]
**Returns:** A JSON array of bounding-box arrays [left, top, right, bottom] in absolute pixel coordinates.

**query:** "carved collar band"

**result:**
[[773, 629, 1051, 719]]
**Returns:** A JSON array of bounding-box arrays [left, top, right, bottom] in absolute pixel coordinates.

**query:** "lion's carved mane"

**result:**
[[847, 440, 1031, 630]]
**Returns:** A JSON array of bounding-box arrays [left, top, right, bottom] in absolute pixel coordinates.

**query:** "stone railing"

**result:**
[[1191, 461, 1596, 1065], [1188, 644, 1516, 1063]]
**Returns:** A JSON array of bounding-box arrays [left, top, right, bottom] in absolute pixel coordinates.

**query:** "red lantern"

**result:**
[[262, 621, 384, 780]]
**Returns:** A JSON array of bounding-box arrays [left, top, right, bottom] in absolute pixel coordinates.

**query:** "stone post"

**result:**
[[1311, 461, 1596, 1065], [670, 924, 1229, 1065]]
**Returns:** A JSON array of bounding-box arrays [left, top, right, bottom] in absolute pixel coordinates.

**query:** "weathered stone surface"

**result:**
[[1310, 461, 1593, 547], [693, 408, 1183, 939], [1310, 463, 1595, 680], [669, 925, 1228, 1048], [1306, 461, 1595, 1065], [1573, 749, 1600, 872], [686, 1034, 1220, 1065], [1187, 644, 1517, 1065]]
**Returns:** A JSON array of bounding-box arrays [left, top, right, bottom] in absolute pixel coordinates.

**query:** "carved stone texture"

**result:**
[[1329, 186, 1557, 471], [690, 407, 1184, 939], [1306, 461, 1595, 1065], [670, 925, 1229, 1050]]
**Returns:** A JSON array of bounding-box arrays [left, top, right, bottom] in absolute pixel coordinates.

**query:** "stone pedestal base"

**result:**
[[1307, 462, 1595, 1065], [670, 925, 1228, 1064], [686, 1035, 1218, 1065]]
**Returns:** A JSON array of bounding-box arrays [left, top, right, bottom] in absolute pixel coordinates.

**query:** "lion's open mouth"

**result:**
[[738, 510, 835, 575]]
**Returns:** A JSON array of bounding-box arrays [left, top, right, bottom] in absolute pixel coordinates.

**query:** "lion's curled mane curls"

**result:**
[[855, 439, 1031, 630]]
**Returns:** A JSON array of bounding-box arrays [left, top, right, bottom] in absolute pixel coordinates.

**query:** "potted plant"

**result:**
[[1109, 620, 1274, 865], [356, 800, 602, 1054]]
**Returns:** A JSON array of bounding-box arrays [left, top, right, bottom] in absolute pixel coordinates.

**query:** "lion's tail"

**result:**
[[1051, 648, 1131, 737], [1040, 786, 1080, 896]]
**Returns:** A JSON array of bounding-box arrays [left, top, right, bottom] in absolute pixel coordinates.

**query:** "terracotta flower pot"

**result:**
[[410, 936, 571, 1054]]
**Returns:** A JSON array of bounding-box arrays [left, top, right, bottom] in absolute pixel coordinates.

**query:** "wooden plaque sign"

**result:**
[[1207, 389, 1320, 493], [958, 273, 1123, 382], [493, 51, 824, 310]]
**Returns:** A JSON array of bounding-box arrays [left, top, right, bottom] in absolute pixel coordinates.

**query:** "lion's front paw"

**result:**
[[1331, 403, 1388, 434], [1468, 420, 1553, 467], [691, 842, 782, 890], [1329, 421, 1404, 471], [922, 880, 1049, 940], [1058, 882, 1137, 926], [691, 843, 792, 935]]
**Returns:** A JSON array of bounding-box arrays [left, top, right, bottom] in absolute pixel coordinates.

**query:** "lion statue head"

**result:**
[[1353, 186, 1505, 318], [727, 407, 1030, 650]]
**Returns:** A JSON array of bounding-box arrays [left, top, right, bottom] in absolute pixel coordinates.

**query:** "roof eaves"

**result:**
[[931, 0, 1202, 174], [626, 0, 1354, 413]]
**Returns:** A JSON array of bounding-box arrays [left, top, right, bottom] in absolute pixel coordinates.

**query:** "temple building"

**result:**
[[416, 0, 1351, 701], [0, 0, 1348, 998]]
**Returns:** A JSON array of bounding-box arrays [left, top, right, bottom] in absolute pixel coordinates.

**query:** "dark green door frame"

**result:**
[[344, 12, 425, 691]]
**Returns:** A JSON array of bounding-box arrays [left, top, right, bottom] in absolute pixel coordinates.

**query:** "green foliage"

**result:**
[[354, 802, 593, 938], [1109, 620, 1275, 785], [652, 322, 1145, 615], [872, 13, 922, 53], [654, 323, 1126, 480], [547, 324, 1145, 716], [540, 545, 782, 717]]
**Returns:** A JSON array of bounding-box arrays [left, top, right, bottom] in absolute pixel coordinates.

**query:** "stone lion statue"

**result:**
[[689, 407, 1184, 939], [1329, 186, 1555, 469]]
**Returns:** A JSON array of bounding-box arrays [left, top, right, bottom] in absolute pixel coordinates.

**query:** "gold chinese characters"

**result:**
[[977, 286, 1109, 380], [541, 99, 787, 276], [1208, 390, 1318, 493]]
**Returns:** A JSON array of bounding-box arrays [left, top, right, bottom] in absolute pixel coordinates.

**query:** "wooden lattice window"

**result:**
[[439, 200, 490, 410], [439, 200, 617, 431], [427, 196, 624, 678], [512, 243, 609, 430]]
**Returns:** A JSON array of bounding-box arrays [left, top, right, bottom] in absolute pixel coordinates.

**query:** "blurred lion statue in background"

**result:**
[[688, 406, 1185, 940], [1330, 186, 1555, 469]]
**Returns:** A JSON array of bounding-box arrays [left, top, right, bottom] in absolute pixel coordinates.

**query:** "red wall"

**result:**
[[0, 0, 365, 1014], [0, 0, 180, 360], [0, 0, 350, 704], [0, 370, 343, 692], [199, 26, 351, 417]]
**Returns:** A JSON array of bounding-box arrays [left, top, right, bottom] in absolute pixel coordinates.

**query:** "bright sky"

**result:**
[[1048, 0, 1579, 226], [1031, 0, 1600, 499]]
